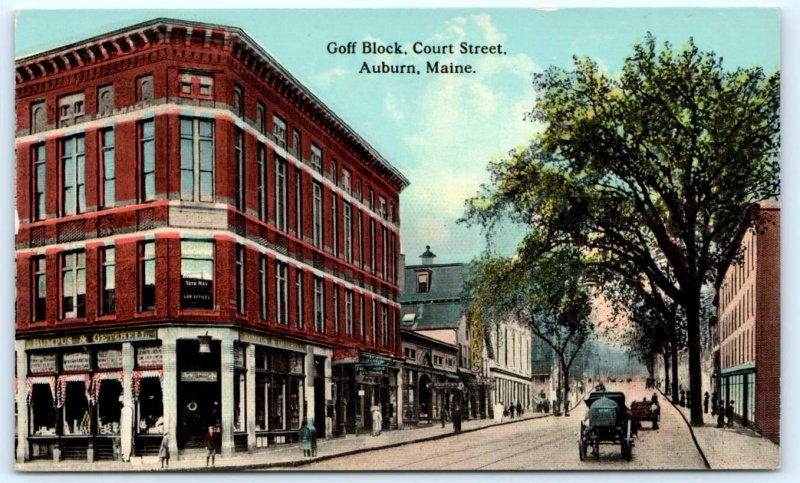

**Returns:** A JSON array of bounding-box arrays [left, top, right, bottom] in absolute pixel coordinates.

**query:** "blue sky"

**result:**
[[15, 8, 780, 264]]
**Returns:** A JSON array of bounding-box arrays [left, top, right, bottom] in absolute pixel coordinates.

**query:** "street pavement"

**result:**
[[298, 383, 706, 470]]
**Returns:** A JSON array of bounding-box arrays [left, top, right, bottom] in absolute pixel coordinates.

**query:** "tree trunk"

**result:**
[[563, 358, 571, 416], [685, 291, 704, 425], [669, 322, 679, 404], [662, 349, 670, 395]]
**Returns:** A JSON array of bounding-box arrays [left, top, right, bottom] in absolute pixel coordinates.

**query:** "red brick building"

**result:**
[[14, 18, 409, 463], [717, 202, 780, 443]]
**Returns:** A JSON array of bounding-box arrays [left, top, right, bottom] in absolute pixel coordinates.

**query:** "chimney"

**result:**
[[419, 245, 436, 265]]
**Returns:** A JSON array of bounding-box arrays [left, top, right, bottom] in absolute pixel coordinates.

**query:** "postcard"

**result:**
[[12, 7, 780, 471]]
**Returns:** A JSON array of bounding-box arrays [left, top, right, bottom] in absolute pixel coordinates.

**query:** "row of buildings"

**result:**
[[13, 18, 544, 464]]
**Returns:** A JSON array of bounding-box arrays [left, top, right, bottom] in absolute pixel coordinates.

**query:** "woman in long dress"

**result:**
[[371, 405, 383, 436]]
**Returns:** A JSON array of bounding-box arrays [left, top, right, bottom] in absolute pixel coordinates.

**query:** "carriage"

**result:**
[[630, 398, 660, 430], [578, 391, 634, 461]]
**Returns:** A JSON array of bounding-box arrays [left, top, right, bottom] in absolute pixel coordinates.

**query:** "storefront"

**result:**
[[17, 328, 333, 462], [24, 339, 151, 461], [401, 366, 459, 425], [722, 365, 756, 427], [334, 354, 399, 435]]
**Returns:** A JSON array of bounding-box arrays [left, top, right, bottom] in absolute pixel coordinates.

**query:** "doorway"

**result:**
[[314, 357, 326, 438], [418, 374, 431, 422], [177, 339, 221, 449]]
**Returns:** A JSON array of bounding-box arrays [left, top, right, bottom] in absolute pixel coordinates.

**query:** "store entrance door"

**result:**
[[314, 357, 326, 438], [177, 339, 221, 449]]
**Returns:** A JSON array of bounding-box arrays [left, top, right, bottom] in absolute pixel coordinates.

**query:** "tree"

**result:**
[[462, 34, 779, 424], [465, 248, 594, 416]]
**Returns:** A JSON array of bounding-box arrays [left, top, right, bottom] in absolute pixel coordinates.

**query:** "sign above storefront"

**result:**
[[181, 370, 217, 382], [63, 352, 91, 372], [29, 353, 57, 374], [25, 329, 158, 349], [356, 364, 388, 377], [431, 382, 464, 390], [137, 346, 162, 367], [97, 349, 123, 369]]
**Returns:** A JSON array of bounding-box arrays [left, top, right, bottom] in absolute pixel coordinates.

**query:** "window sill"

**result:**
[[178, 309, 220, 317], [96, 314, 116, 322], [134, 310, 157, 318], [59, 317, 87, 324]]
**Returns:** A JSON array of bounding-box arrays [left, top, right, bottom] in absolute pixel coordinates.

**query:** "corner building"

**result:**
[[14, 18, 408, 463]]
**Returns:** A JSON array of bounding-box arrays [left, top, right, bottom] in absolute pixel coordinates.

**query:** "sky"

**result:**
[[14, 8, 780, 265]]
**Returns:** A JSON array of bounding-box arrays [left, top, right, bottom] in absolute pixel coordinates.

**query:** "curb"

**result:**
[[657, 388, 711, 469]]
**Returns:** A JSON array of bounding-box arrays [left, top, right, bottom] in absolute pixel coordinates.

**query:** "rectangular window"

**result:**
[[100, 129, 115, 208], [236, 245, 245, 314], [369, 189, 374, 210], [359, 294, 365, 341], [181, 240, 214, 310], [295, 168, 303, 237], [345, 290, 354, 337], [233, 85, 244, 118], [331, 159, 338, 185], [139, 241, 156, 312], [32, 256, 46, 322], [342, 168, 351, 193], [333, 284, 340, 335], [97, 84, 114, 115], [256, 102, 266, 135], [314, 277, 325, 333], [61, 135, 85, 216], [312, 182, 323, 247], [292, 129, 301, 158], [259, 254, 267, 320], [382, 303, 388, 347], [30, 99, 47, 134], [276, 261, 288, 324], [235, 128, 245, 210], [32, 144, 46, 221], [99, 247, 116, 315], [343, 203, 352, 263], [311, 144, 322, 173], [257, 144, 266, 221], [382, 226, 388, 277], [379, 196, 387, 219], [371, 299, 377, 343], [180, 118, 214, 202], [61, 250, 86, 319], [331, 194, 338, 255], [275, 157, 287, 231], [370, 219, 376, 274], [273, 115, 287, 149], [58, 93, 85, 128], [358, 211, 364, 268], [296, 268, 304, 329], [139, 120, 155, 202], [417, 272, 429, 293]]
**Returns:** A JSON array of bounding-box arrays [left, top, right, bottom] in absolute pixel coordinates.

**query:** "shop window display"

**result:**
[[137, 378, 164, 434], [96, 379, 122, 435], [29, 384, 57, 436], [62, 382, 91, 435]]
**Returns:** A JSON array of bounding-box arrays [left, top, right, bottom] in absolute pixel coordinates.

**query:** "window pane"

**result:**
[[180, 138, 194, 169]]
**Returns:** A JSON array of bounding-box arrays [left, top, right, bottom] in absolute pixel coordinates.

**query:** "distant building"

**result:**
[[485, 318, 533, 411], [400, 247, 490, 422], [717, 203, 780, 443]]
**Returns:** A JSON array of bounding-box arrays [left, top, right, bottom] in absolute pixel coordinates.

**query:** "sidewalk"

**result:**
[[16, 411, 549, 472], [670, 399, 780, 469]]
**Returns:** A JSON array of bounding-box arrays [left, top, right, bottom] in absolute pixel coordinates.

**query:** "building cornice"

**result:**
[[16, 17, 410, 192]]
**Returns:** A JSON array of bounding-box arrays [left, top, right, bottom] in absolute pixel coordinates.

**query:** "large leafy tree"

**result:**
[[465, 248, 594, 416], [463, 34, 779, 424]]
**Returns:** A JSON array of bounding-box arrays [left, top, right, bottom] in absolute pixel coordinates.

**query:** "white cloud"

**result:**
[[399, 14, 541, 262], [312, 66, 347, 87]]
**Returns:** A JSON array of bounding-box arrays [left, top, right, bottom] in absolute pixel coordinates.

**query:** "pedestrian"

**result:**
[[452, 401, 463, 433], [371, 405, 383, 436], [158, 431, 170, 469], [204, 425, 218, 467], [726, 400, 735, 427], [651, 393, 658, 405], [440, 403, 449, 428], [686, 390, 691, 409], [703, 392, 710, 414], [711, 392, 718, 416], [516, 401, 522, 417], [679, 389, 686, 407], [509, 403, 515, 419]]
